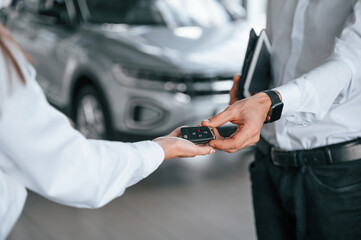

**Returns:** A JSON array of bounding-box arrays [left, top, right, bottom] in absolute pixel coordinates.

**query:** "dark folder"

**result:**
[[236, 29, 272, 99]]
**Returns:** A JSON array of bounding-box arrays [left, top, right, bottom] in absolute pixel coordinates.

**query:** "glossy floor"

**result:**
[[8, 148, 257, 240]]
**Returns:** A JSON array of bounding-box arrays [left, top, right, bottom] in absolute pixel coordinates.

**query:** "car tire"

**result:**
[[73, 85, 113, 140]]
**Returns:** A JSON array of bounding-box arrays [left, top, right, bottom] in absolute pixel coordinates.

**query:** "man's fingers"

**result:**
[[208, 127, 251, 152], [202, 109, 233, 128], [229, 75, 241, 105], [230, 75, 240, 93], [233, 74, 241, 82], [210, 127, 224, 140], [208, 138, 239, 152], [230, 75, 241, 94]]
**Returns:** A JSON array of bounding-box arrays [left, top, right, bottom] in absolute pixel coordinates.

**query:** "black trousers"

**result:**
[[250, 149, 361, 240]]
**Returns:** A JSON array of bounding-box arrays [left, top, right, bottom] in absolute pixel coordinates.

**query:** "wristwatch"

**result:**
[[263, 90, 284, 123]]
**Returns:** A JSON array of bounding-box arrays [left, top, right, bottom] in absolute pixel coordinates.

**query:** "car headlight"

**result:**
[[112, 64, 188, 93]]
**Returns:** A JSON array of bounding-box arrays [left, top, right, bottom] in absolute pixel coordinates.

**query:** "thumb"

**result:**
[[194, 145, 215, 156], [202, 109, 233, 128]]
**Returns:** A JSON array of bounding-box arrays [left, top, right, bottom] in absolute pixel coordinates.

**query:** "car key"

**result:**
[[180, 126, 216, 144]]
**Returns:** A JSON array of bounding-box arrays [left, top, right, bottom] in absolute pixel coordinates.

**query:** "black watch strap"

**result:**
[[264, 90, 284, 123]]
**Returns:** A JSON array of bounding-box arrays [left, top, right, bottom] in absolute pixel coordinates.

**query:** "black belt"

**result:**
[[257, 137, 361, 168]]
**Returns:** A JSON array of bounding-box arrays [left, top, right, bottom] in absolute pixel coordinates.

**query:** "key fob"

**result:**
[[180, 126, 216, 144]]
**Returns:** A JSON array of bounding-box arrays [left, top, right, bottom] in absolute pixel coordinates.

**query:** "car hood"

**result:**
[[87, 22, 250, 75]]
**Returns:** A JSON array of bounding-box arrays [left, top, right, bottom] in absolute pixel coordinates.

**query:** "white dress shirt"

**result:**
[[0, 40, 164, 239], [262, 0, 361, 151]]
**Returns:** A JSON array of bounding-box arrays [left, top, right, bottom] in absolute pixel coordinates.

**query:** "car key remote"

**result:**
[[180, 126, 216, 144]]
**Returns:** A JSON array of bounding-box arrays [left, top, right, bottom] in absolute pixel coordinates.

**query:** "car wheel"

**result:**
[[74, 85, 112, 140]]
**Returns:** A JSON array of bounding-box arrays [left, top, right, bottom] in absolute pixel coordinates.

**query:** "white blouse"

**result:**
[[0, 40, 164, 239]]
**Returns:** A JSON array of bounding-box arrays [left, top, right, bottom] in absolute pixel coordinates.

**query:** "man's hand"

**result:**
[[229, 75, 241, 105], [153, 127, 215, 160], [202, 93, 272, 153]]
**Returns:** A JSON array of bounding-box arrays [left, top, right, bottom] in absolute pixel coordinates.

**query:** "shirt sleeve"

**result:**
[[0, 50, 164, 209], [274, 1, 361, 124]]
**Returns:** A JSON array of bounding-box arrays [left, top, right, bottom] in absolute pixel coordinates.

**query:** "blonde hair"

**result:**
[[0, 23, 31, 83]]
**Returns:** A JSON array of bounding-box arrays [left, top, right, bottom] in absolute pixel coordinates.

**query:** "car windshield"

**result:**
[[81, 0, 234, 27]]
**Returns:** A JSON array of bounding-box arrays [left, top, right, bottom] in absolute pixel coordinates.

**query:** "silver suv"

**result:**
[[2, 0, 248, 140]]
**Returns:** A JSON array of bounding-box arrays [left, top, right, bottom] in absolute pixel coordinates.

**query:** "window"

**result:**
[[81, 0, 235, 27], [37, 0, 69, 23]]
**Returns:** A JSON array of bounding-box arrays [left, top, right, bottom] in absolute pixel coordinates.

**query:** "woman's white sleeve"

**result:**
[[0, 75, 164, 209]]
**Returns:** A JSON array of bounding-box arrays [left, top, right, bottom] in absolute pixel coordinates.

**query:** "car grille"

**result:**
[[121, 67, 234, 97], [184, 75, 234, 96], [161, 75, 234, 97]]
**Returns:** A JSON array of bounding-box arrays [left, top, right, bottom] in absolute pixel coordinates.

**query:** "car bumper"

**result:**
[[107, 85, 230, 139]]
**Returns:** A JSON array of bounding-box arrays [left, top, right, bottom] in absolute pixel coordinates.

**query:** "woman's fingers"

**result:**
[[167, 126, 186, 137], [153, 137, 215, 160]]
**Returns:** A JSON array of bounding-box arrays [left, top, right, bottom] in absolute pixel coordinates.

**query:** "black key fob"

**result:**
[[180, 126, 216, 144]]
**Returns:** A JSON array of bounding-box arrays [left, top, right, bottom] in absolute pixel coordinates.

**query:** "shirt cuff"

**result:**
[[273, 79, 303, 115], [132, 140, 164, 178]]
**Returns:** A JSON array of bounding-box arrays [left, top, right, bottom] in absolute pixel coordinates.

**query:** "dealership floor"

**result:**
[[8, 148, 257, 240]]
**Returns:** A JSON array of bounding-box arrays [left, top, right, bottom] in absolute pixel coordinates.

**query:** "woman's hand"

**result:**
[[153, 127, 215, 160]]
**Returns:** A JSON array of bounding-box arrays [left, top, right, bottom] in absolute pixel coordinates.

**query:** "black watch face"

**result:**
[[270, 102, 284, 122]]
